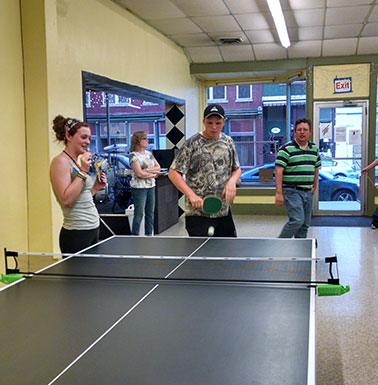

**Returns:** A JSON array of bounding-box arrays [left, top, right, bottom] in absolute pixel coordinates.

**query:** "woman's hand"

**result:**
[[92, 172, 107, 194], [78, 151, 92, 173]]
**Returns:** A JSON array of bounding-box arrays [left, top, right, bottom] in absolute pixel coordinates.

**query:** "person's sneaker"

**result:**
[[371, 223, 377, 230]]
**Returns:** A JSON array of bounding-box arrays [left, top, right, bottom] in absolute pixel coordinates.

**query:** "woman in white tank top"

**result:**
[[50, 115, 107, 253]]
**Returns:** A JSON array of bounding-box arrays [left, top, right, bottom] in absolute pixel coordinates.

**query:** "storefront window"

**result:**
[[207, 80, 306, 187], [85, 91, 165, 154]]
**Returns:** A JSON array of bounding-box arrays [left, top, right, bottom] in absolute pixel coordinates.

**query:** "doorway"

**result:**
[[313, 101, 368, 215]]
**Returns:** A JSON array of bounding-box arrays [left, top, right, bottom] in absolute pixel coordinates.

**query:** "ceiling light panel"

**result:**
[[288, 40, 322, 58], [219, 45, 255, 61], [361, 23, 378, 37], [357, 36, 378, 54], [186, 46, 223, 62], [323, 38, 358, 56], [169, 33, 216, 47], [235, 12, 271, 30], [289, 0, 325, 9], [245, 29, 275, 44], [254, 42, 288, 60], [324, 24, 362, 39], [291, 9, 325, 27], [225, 0, 265, 13], [327, 0, 373, 7], [325, 6, 371, 25]]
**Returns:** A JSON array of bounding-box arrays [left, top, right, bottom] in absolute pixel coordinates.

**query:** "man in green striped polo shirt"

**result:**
[[275, 118, 321, 238]]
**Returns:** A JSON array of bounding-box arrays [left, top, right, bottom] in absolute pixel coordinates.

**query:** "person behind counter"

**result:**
[[129, 131, 161, 236]]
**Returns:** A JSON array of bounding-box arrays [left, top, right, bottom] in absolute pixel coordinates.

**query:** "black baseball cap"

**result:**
[[203, 104, 225, 119]]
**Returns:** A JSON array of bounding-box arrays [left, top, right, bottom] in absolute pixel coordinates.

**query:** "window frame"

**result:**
[[236, 85, 253, 102], [207, 86, 227, 103]]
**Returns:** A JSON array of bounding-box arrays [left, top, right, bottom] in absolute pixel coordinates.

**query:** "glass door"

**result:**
[[313, 101, 368, 215]]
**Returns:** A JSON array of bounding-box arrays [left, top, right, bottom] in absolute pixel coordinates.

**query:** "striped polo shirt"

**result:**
[[275, 140, 321, 189]]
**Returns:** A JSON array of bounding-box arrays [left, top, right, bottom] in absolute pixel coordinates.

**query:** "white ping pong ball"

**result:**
[[208, 226, 215, 236]]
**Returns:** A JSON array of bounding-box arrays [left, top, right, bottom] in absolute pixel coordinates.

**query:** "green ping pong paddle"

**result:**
[[0, 273, 24, 284], [203, 195, 222, 214], [317, 284, 350, 296]]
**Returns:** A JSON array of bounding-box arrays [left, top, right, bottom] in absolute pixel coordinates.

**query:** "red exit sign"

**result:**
[[334, 76, 352, 94]]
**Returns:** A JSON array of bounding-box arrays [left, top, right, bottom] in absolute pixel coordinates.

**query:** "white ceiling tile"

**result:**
[[253, 43, 287, 60], [297, 27, 323, 41], [148, 18, 203, 35], [325, 6, 371, 25], [170, 0, 229, 17], [235, 12, 271, 30], [169, 33, 216, 47], [219, 45, 255, 61], [185, 46, 223, 62], [288, 40, 322, 58], [192, 15, 241, 33], [111, 0, 378, 63], [324, 24, 363, 39], [289, 0, 325, 9], [245, 29, 275, 44], [361, 23, 378, 37], [357, 36, 378, 54], [368, 5, 378, 22], [291, 9, 325, 27], [327, 0, 373, 6], [114, 0, 185, 20], [279, 0, 292, 11], [281, 10, 298, 28], [287, 28, 299, 42], [225, 0, 267, 14], [322, 38, 358, 56]]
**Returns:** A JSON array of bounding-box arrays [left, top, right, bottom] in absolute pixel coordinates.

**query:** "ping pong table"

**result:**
[[0, 236, 317, 385]]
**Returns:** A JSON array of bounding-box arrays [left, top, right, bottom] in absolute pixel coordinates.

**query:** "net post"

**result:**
[[4, 248, 20, 274], [324, 254, 339, 284]]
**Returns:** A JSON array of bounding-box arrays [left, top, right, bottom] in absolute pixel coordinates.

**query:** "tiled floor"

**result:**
[[160, 215, 378, 385]]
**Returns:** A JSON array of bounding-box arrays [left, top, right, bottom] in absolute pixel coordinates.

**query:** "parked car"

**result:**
[[318, 171, 359, 201], [240, 164, 276, 183], [321, 159, 358, 178], [240, 164, 359, 201]]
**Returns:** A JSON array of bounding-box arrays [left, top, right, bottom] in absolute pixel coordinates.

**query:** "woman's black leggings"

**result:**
[[59, 227, 99, 255]]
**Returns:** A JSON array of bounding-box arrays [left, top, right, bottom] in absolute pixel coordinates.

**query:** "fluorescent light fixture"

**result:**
[[266, 0, 290, 48], [287, 73, 302, 82], [214, 78, 275, 86]]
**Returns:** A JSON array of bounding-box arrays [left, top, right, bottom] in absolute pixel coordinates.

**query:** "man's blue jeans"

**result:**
[[131, 187, 155, 236], [279, 188, 314, 238]]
